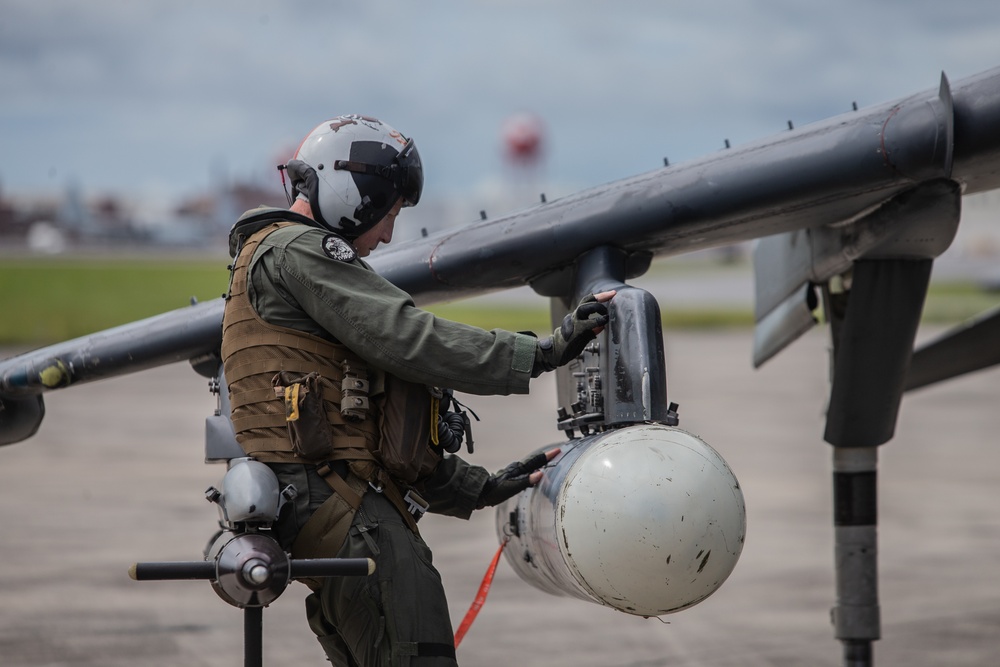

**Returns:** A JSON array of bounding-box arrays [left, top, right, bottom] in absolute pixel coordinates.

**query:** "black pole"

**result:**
[[244, 606, 263, 667], [289, 557, 372, 579], [129, 561, 216, 581], [831, 448, 880, 667], [843, 639, 873, 667]]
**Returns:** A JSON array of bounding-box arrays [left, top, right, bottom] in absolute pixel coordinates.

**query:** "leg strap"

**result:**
[[317, 461, 364, 509], [373, 468, 421, 535], [396, 641, 457, 660], [291, 468, 368, 567]]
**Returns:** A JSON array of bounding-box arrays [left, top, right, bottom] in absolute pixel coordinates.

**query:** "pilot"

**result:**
[[221, 114, 614, 666]]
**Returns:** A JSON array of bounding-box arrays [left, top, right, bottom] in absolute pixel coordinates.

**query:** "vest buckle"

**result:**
[[403, 489, 429, 521]]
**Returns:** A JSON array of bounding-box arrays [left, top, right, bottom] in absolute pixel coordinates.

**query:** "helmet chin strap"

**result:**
[[338, 213, 381, 241], [345, 195, 402, 239]]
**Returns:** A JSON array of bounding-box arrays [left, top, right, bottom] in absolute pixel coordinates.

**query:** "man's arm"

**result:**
[[271, 229, 537, 395], [417, 454, 489, 519], [416, 449, 560, 520]]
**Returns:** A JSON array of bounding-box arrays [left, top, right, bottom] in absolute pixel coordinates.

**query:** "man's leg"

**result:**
[[306, 590, 360, 666], [314, 491, 458, 666]]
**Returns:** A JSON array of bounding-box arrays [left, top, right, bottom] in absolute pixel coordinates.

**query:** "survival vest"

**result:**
[[221, 221, 442, 531]]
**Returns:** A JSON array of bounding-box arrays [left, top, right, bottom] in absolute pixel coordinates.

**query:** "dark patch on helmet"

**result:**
[[330, 115, 382, 133], [329, 118, 358, 133], [347, 140, 402, 225]]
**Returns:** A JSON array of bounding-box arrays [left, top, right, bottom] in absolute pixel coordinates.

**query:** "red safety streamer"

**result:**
[[454, 537, 510, 647]]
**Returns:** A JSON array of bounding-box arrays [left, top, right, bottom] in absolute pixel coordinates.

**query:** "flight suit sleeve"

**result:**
[[416, 454, 490, 519], [272, 230, 537, 396]]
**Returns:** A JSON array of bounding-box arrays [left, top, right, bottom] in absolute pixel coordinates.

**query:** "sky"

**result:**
[[3, 1, 1000, 216]]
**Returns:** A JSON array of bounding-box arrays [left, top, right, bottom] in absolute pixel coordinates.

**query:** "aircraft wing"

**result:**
[[3, 65, 1000, 445], [370, 69, 1000, 304]]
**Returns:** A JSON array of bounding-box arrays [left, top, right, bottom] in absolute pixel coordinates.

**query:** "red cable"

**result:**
[[454, 537, 510, 647]]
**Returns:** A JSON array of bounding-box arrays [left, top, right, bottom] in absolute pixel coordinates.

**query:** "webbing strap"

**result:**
[[225, 224, 284, 299], [454, 537, 510, 647], [231, 412, 288, 432], [226, 358, 343, 385], [221, 302, 260, 324], [222, 323, 339, 360], [229, 386, 283, 408], [230, 391, 356, 428], [395, 642, 457, 659], [418, 643, 457, 659], [240, 438, 377, 463], [233, 412, 365, 434], [237, 435, 373, 459], [232, 385, 349, 411], [239, 443, 301, 463], [327, 444, 376, 461], [317, 465, 364, 509], [270, 382, 347, 406], [375, 470, 420, 534]]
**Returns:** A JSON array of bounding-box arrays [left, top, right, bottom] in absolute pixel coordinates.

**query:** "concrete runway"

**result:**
[[1, 328, 998, 666]]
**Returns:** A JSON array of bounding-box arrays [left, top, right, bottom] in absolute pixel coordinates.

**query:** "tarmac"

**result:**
[[0, 327, 998, 666]]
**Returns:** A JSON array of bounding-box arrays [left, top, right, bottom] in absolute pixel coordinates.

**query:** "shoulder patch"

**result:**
[[321, 234, 357, 262]]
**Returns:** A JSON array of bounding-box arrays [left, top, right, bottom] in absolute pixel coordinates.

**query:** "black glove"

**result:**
[[476, 452, 550, 509], [532, 294, 609, 377]]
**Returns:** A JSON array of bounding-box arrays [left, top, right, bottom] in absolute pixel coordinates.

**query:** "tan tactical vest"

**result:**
[[221, 223, 441, 534]]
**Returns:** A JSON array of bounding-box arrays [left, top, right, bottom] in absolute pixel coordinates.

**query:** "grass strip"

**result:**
[[0, 258, 996, 345]]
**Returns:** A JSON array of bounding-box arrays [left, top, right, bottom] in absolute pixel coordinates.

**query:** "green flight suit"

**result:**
[[231, 207, 537, 666]]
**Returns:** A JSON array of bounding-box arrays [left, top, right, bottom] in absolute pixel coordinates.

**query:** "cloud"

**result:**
[[2, 0, 999, 206]]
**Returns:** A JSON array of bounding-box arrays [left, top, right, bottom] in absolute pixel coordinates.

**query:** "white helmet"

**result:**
[[284, 115, 423, 238]]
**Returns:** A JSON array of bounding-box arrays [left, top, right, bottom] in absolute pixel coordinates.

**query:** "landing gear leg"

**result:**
[[822, 258, 933, 666], [831, 447, 880, 667]]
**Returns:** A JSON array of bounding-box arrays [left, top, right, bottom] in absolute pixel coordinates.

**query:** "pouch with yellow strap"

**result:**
[[272, 371, 333, 463]]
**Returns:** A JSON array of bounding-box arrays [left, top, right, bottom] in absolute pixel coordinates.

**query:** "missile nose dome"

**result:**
[[559, 425, 745, 615], [497, 424, 746, 617]]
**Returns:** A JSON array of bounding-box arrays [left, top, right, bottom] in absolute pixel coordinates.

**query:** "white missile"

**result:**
[[495, 424, 746, 617]]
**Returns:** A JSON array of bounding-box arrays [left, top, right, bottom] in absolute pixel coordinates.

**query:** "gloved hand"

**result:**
[[532, 292, 614, 377], [476, 449, 560, 509]]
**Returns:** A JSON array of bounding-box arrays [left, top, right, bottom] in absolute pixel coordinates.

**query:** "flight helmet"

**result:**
[[283, 115, 423, 239]]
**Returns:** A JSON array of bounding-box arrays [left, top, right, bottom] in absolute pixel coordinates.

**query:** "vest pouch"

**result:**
[[376, 374, 440, 484], [272, 371, 333, 463]]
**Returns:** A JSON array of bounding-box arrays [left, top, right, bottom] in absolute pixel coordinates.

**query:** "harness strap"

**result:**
[[229, 404, 357, 431], [316, 463, 364, 509], [229, 386, 284, 408], [269, 385, 354, 406], [222, 322, 342, 358], [290, 471, 368, 570], [327, 444, 377, 461], [232, 413, 292, 431], [226, 358, 343, 385], [373, 469, 420, 534], [395, 642, 457, 660]]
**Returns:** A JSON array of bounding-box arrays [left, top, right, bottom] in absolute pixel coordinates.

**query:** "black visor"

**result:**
[[334, 137, 423, 213], [395, 138, 423, 207]]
